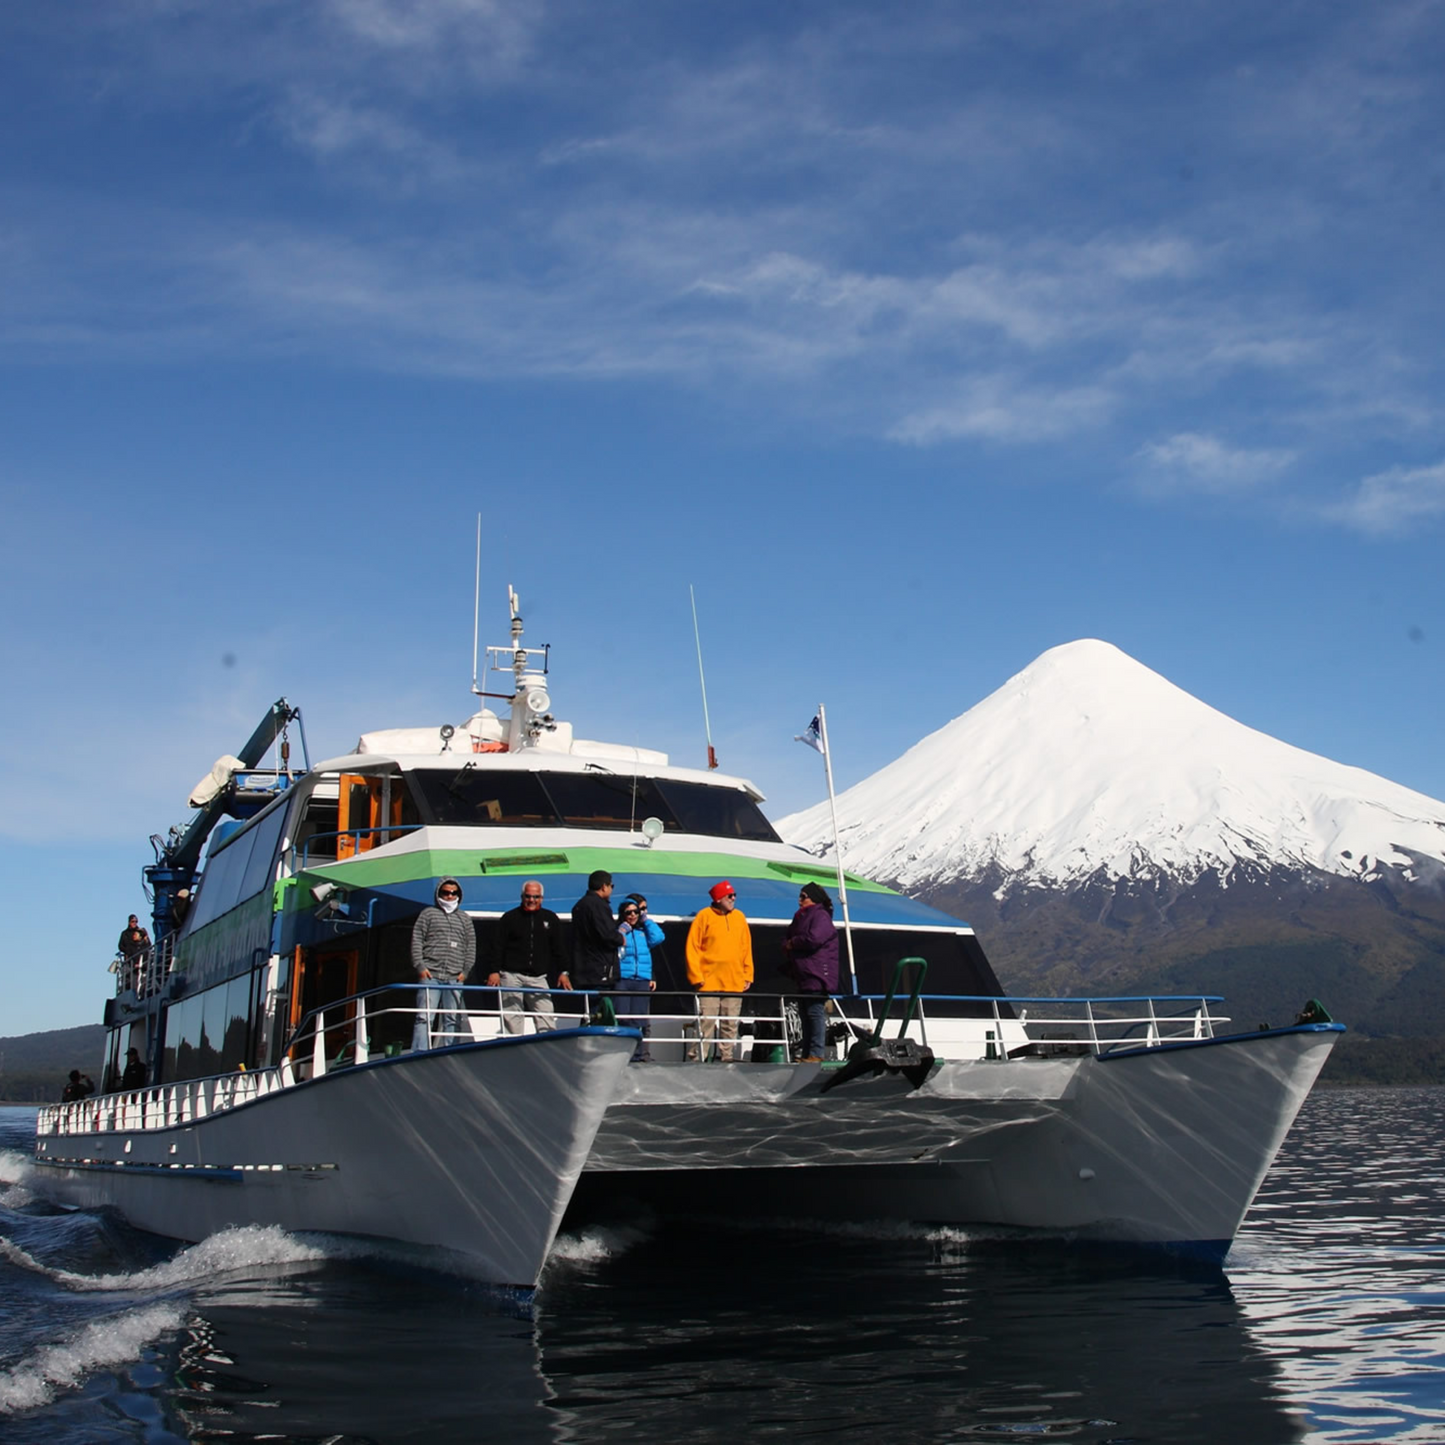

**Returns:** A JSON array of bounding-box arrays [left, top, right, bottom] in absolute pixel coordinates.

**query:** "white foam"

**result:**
[[0, 1149, 33, 1188], [0, 1224, 328, 1293], [751, 1214, 980, 1246], [546, 1222, 650, 1267], [0, 1302, 184, 1414]]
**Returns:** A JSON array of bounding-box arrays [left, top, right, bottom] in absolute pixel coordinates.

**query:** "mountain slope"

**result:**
[[779, 639, 1445, 896], [777, 641, 1445, 1070]]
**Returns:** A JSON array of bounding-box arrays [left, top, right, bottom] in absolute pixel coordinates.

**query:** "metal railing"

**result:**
[[297, 825, 422, 868], [110, 934, 176, 1000], [39, 989, 1232, 1141]]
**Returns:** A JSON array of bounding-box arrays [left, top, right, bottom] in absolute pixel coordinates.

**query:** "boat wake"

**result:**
[[0, 1149, 35, 1210], [0, 1301, 185, 1414], [0, 1222, 328, 1294], [546, 1221, 653, 1270]]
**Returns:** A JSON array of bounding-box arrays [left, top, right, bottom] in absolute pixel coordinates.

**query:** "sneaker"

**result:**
[[800, 1055, 822, 1063]]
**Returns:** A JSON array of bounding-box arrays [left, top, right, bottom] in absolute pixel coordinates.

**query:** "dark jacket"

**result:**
[[783, 905, 839, 994], [119, 926, 150, 961], [495, 905, 567, 979], [570, 891, 624, 989], [410, 878, 476, 981], [121, 1058, 147, 1090]]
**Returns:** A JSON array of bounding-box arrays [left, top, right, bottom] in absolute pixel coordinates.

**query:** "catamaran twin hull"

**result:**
[[569, 1023, 1340, 1261], [34, 1029, 637, 1289]]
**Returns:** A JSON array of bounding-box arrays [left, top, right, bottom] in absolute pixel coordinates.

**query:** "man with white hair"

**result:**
[[486, 880, 565, 1033]]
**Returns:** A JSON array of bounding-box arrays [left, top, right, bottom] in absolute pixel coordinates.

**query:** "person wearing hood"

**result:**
[[411, 877, 475, 1050], [612, 893, 665, 1061], [782, 883, 839, 1062]]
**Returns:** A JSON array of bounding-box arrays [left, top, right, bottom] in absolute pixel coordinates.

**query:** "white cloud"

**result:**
[[1135, 432, 1297, 495], [1324, 460, 1445, 536], [891, 378, 1115, 445]]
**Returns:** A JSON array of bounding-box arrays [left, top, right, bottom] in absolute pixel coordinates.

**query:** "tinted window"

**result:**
[[656, 780, 779, 842], [413, 769, 560, 827], [543, 771, 670, 829], [239, 806, 286, 900], [410, 767, 778, 841]]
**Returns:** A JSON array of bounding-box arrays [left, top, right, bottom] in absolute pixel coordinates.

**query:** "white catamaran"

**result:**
[[35, 595, 1341, 1274]]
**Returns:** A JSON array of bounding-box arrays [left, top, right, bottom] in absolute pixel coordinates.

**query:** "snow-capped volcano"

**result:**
[[778, 639, 1445, 897]]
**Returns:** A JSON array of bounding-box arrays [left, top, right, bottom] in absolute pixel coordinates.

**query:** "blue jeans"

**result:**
[[800, 994, 828, 1059], [609, 977, 652, 1060], [413, 978, 464, 1050]]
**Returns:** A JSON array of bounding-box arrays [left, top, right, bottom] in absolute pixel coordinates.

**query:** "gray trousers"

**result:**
[[500, 971, 558, 1033]]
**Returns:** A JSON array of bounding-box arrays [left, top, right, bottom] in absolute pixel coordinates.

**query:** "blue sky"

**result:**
[[2, 0, 1443, 1038]]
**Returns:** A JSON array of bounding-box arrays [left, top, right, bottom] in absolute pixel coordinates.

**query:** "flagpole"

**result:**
[[816, 704, 857, 993]]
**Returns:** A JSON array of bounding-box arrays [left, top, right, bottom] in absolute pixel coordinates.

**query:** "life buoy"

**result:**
[[471, 740, 509, 753]]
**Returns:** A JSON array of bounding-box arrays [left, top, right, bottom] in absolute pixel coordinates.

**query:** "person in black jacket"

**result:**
[[117, 915, 151, 991], [562, 870, 627, 1003], [486, 881, 566, 1033], [121, 1048, 147, 1090]]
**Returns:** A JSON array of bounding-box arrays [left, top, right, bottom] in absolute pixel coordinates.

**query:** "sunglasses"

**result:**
[[439, 890, 460, 899], [621, 908, 639, 917]]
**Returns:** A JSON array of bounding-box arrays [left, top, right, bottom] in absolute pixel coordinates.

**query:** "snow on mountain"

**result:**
[[778, 640, 1445, 896]]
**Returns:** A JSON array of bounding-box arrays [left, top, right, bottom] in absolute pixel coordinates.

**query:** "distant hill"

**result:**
[[0, 1024, 108, 1104], [780, 640, 1445, 1084]]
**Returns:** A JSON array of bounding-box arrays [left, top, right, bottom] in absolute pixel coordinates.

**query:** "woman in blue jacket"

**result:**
[[613, 893, 665, 1061]]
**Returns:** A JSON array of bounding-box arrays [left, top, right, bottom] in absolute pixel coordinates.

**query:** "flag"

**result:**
[[794, 715, 825, 754]]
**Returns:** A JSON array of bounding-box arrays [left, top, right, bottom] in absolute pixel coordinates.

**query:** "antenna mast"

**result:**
[[471, 513, 483, 695], [690, 584, 718, 769]]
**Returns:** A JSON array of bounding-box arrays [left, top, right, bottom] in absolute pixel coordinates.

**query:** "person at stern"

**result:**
[[411, 877, 475, 1050]]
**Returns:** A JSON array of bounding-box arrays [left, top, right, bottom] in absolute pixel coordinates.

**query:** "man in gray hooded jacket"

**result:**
[[411, 877, 475, 1050]]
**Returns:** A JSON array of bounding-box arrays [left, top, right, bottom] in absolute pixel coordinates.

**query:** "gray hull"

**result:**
[[35, 1029, 636, 1287], [572, 1025, 1338, 1258]]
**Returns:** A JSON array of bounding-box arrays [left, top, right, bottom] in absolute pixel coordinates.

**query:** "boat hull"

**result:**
[[34, 1029, 636, 1287], [569, 1024, 1339, 1260]]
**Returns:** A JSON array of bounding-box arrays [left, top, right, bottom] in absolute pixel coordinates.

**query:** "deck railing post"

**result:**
[[355, 994, 369, 1064]]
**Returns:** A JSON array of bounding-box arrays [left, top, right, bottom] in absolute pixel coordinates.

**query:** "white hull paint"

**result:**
[[573, 1025, 1338, 1259], [35, 1029, 636, 1288]]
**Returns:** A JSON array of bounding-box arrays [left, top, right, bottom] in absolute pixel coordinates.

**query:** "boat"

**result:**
[[34, 594, 1342, 1269]]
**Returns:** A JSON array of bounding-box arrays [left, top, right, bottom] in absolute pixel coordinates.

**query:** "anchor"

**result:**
[[820, 957, 936, 1093]]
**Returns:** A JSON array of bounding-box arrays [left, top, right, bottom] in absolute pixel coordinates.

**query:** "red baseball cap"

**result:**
[[709, 880, 735, 902]]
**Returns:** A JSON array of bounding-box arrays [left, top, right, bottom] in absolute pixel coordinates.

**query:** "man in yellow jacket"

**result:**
[[685, 880, 753, 1061]]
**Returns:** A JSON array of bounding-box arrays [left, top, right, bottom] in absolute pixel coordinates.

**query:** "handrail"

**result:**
[[298, 825, 422, 868], [39, 985, 1240, 1145], [868, 957, 928, 1045]]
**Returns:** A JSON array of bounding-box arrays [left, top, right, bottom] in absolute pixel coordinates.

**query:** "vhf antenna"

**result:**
[[471, 513, 482, 696], [690, 584, 718, 769]]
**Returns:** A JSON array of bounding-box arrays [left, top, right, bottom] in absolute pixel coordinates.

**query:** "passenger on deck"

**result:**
[[121, 1048, 147, 1090], [487, 881, 565, 1033], [411, 877, 475, 1050], [783, 883, 839, 1062], [685, 881, 753, 1062], [118, 915, 151, 989], [561, 871, 625, 1019], [612, 893, 664, 1061], [61, 1070, 95, 1103]]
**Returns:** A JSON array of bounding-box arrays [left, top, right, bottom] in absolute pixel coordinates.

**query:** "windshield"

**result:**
[[410, 768, 780, 842]]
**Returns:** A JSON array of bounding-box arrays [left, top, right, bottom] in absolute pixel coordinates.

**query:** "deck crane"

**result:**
[[144, 698, 306, 944]]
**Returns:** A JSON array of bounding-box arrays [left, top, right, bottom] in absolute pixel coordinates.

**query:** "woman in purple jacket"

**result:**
[[782, 882, 839, 1062]]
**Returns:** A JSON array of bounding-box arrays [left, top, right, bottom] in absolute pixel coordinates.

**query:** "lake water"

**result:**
[[2, 1087, 1442, 1443]]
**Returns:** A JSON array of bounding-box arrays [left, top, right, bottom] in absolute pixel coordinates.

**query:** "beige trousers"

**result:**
[[688, 993, 742, 1061]]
